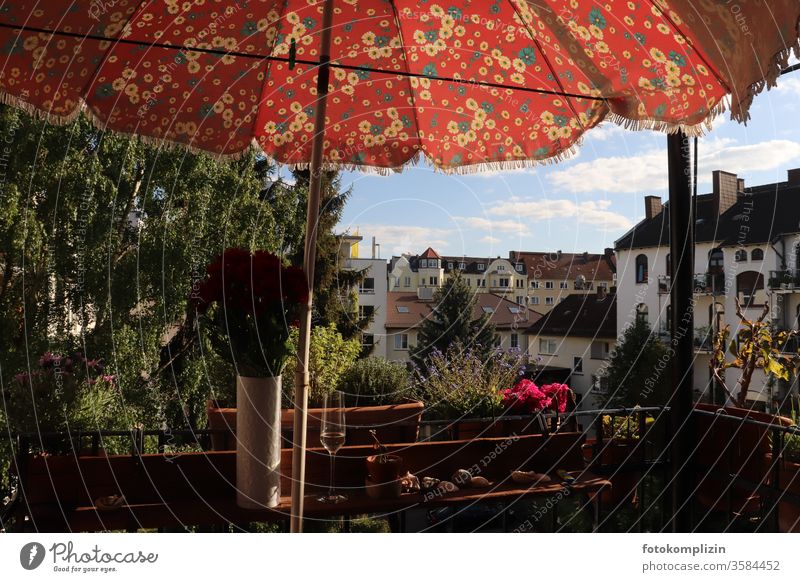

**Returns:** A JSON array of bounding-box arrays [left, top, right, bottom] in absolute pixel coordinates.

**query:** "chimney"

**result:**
[[371, 236, 377, 259], [582, 251, 589, 263], [788, 168, 800, 186], [604, 247, 614, 258], [644, 195, 662, 219], [596, 286, 607, 301], [737, 178, 745, 193], [712, 170, 739, 216]]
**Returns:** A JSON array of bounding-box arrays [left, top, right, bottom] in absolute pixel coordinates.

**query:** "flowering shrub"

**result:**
[[3, 352, 121, 444], [501, 380, 572, 414], [413, 345, 526, 420], [193, 248, 308, 377]]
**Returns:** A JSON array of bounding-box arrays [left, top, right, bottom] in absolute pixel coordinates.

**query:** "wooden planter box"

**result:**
[[440, 415, 545, 441], [206, 400, 425, 451], [694, 403, 793, 515]]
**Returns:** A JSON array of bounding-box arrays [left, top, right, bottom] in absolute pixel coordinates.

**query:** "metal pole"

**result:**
[[667, 131, 694, 532], [290, 0, 335, 533]]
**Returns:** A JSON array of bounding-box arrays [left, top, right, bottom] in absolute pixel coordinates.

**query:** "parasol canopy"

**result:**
[[0, 0, 797, 172]]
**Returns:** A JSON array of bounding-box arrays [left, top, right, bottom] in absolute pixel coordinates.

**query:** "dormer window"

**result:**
[[497, 265, 505, 271], [459, 262, 466, 270], [448, 261, 454, 269], [515, 264, 523, 272], [477, 263, 485, 271], [419, 259, 427, 268], [429, 259, 438, 268]]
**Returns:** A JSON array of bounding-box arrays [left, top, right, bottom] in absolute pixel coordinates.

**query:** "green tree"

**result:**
[[410, 272, 497, 369], [280, 169, 371, 341], [601, 318, 671, 407]]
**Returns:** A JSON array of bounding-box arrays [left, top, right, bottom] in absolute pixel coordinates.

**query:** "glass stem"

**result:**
[[329, 451, 336, 497]]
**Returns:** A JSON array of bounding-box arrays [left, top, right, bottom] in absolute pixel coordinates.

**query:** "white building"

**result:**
[[615, 169, 800, 409], [339, 234, 389, 357]]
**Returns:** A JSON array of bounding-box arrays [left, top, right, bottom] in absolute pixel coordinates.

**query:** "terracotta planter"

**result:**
[[694, 403, 793, 515], [585, 438, 643, 506], [366, 454, 403, 484], [207, 400, 424, 450]]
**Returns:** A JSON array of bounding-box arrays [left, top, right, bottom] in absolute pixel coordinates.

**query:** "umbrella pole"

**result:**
[[667, 130, 695, 532], [290, 0, 335, 534]]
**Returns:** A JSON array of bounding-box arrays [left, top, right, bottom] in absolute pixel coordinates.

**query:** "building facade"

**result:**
[[615, 169, 800, 408]]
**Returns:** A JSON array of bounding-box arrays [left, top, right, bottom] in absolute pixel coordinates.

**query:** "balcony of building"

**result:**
[[769, 270, 800, 292]]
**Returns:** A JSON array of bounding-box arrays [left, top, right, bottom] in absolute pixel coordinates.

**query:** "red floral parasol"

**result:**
[[0, 0, 797, 171]]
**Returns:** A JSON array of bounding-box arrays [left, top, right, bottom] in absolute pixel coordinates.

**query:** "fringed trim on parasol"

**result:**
[[731, 12, 800, 124], [285, 140, 583, 175], [0, 90, 256, 162], [603, 101, 725, 138]]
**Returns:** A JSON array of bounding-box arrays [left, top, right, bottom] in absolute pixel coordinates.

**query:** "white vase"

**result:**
[[236, 375, 282, 509]]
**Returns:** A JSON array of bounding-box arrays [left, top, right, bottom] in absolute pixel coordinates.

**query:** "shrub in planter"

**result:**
[[339, 357, 412, 406], [412, 345, 525, 438]]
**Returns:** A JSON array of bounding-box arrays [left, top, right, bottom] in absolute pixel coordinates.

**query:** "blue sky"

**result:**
[[315, 62, 800, 260]]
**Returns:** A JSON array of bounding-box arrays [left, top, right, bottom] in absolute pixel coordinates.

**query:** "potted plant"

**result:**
[[700, 299, 799, 514], [365, 430, 403, 498], [193, 248, 307, 509], [5, 352, 119, 454], [412, 345, 526, 440]]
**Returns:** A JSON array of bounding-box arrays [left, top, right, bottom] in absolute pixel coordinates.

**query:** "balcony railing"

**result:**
[[769, 269, 800, 291], [657, 273, 725, 295], [694, 327, 715, 352]]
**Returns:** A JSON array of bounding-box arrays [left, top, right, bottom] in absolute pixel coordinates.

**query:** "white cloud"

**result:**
[[775, 76, 800, 95], [480, 235, 501, 244], [488, 198, 633, 231], [356, 224, 454, 256], [454, 216, 527, 236], [548, 139, 800, 193]]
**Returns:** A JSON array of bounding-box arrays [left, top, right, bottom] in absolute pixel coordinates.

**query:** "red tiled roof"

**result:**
[[419, 247, 442, 259], [385, 291, 542, 330], [509, 250, 616, 282]]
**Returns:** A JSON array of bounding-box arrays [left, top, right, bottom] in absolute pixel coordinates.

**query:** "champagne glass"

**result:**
[[318, 390, 347, 503]]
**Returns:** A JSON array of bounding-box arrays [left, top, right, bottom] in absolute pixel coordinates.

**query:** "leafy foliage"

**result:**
[[338, 357, 412, 406], [410, 272, 497, 369], [282, 323, 362, 407], [601, 318, 671, 408], [711, 299, 799, 406]]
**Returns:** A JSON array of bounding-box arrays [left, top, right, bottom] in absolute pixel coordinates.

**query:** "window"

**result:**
[[499, 277, 509, 288], [545, 281, 554, 289], [539, 339, 557, 354], [497, 265, 505, 271], [466, 278, 471, 286], [448, 261, 454, 269], [482, 306, 494, 313], [394, 334, 409, 350], [515, 296, 524, 306], [509, 306, 523, 314], [666, 253, 672, 278], [392, 277, 399, 289], [751, 248, 764, 261], [429, 259, 438, 268], [430, 276, 438, 285], [515, 264, 523, 272], [361, 334, 374, 349], [736, 271, 764, 307], [573, 356, 584, 375], [531, 281, 540, 289], [359, 277, 375, 294], [545, 297, 554, 305], [459, 262, 466, 270], [531, 296, 540, 305], [636, 303, 649, 324], [591, 341, 610, 359], [358, 305, 375, 319], [734, 249, 747, 262], [635, 254, 648, 284], [560, 281, 568, 289], [396, 305, 410, 313], [477, 263, 485, 271], [511, 333, 519, 348], [419, 259, 427, 268], [516, 279, 523, 288], [479, 279, 486, 287], [403, 276, 411, 288]]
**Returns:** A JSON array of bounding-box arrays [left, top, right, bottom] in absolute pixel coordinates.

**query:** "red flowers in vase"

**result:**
[[501, 380, 572, 414], [193, 248, 308, 377]]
